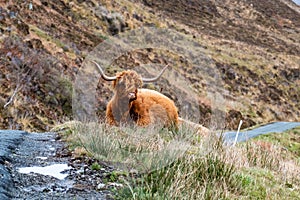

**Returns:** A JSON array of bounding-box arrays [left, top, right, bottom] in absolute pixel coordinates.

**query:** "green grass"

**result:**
[[116, 153, 242, 199], [239, 168, 300, 200], [91, 162, 102, 171], [254, 126, 300, 158]]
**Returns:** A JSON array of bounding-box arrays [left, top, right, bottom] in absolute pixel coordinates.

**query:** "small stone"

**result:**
[[100, 168, 106, 172], [108, 182, 123, 188], [97, 183, 106, 190], [129, 169, 138, 174]]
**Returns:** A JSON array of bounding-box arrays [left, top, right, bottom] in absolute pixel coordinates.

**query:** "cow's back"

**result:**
[[130, 89, 179, 128]]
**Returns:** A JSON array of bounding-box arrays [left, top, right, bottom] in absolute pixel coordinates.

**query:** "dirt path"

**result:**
[[0, 130, 26, 200], [0, 131, 113, 200]]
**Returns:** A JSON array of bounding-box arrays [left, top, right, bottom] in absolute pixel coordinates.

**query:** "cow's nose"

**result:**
[[128, 92, 136, 100]]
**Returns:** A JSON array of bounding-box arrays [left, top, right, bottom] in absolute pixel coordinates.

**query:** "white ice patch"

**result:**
[[18, 164, 71, 180], [36, 156, 48, 160]]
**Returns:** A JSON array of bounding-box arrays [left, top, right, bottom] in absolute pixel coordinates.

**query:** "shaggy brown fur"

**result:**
[[105, 70, 179, 129]]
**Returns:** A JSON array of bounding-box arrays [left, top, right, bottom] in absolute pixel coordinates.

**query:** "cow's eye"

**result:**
[[118, 80, 125, 87]]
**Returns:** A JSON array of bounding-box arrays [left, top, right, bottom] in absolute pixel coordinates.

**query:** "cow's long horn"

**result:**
[[142, 64, 169, 83], [92, 60, 117, 81]]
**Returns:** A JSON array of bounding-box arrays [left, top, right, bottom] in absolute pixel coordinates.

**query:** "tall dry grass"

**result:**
[[59, 121, 300, 199]]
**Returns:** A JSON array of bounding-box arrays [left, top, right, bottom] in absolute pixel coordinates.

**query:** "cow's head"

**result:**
[[92, 61, 169, 102]]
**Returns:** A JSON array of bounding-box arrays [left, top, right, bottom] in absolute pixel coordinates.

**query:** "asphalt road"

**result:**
[[224, 121, 300, 144]]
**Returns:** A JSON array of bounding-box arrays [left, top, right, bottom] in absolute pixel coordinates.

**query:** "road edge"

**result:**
[[0, 130, 28, 200]]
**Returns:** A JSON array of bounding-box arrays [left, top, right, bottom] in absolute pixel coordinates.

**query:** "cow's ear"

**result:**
[[136, 80, 142, 88]]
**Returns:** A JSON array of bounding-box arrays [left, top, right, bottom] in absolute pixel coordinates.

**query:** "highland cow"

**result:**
[[93, 61, 179, 129]]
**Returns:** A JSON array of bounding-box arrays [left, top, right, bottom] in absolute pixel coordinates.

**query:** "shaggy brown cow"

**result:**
[[93, 61, 179, 129]]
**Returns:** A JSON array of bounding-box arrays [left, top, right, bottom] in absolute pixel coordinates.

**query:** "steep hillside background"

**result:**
[[0, 0, 299, 131]]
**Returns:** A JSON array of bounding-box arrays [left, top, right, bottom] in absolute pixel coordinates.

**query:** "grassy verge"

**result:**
[[254, 126, 300, 159], [56, 122, 300, 199]]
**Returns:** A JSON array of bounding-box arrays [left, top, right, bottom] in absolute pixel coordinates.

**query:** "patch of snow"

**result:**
[[18, 164, 71, 180], [36, 156, 48, 160]]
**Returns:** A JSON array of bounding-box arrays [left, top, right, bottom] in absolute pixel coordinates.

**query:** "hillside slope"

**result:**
[[0, 0, 299, 131]]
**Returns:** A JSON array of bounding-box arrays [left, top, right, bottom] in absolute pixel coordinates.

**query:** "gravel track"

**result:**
[[0, 130, 27, 200], [0, 131, 113, 200]]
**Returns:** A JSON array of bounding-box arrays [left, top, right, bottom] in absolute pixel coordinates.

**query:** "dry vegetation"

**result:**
[[1, 0, 300, 199], [56, 122, 300, 199], [1, 0, 299, 131]]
